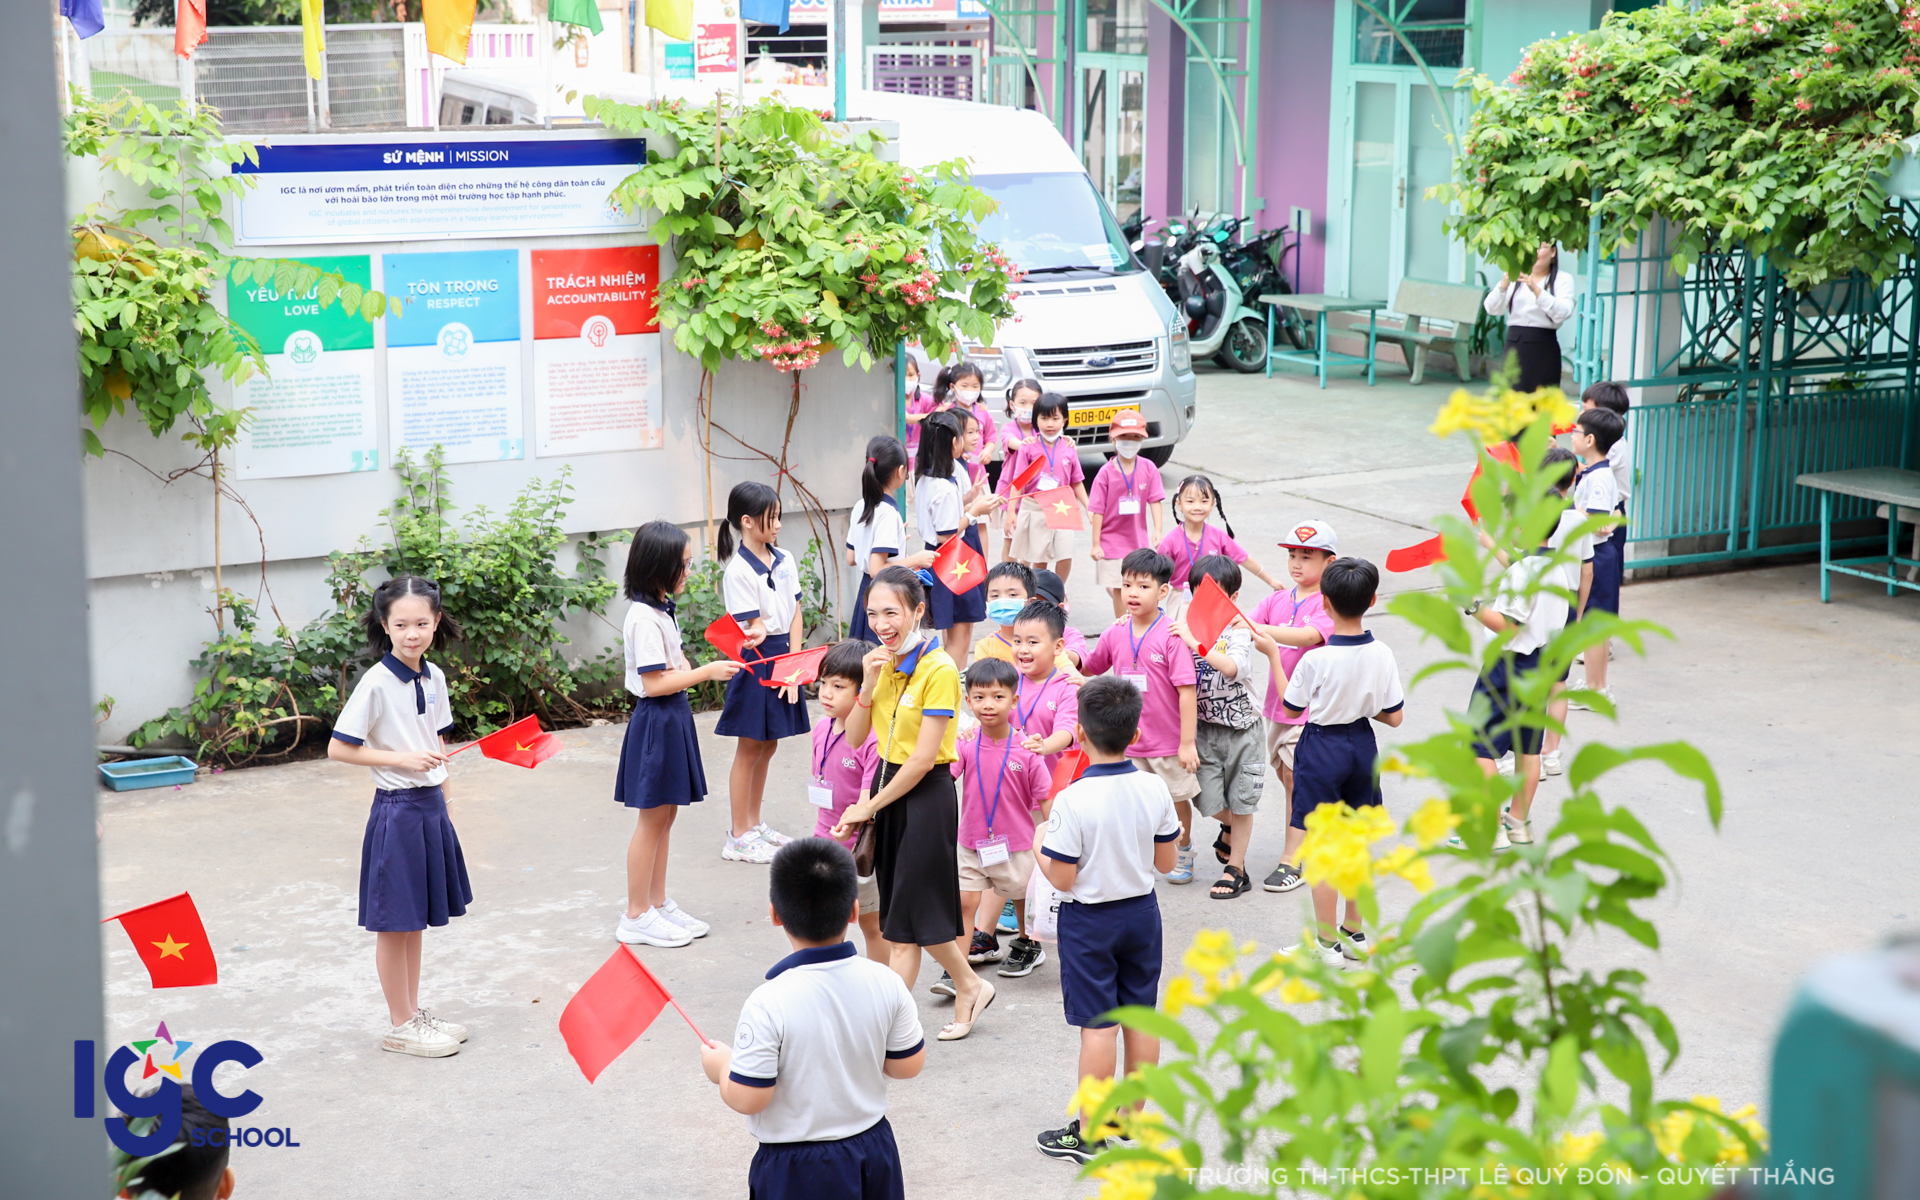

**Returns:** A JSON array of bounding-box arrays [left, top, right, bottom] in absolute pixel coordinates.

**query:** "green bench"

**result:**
[[1369, 278, 1486, 385]]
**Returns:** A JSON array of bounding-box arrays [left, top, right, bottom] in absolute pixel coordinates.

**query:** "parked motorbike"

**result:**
[[1222, 225, 1308, 352], [1177, 237, 1269, 374]]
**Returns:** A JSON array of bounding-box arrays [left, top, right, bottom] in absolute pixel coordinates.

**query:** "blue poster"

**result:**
[[382, 249, 525, 464]]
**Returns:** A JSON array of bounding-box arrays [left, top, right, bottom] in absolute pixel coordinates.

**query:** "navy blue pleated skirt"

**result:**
[[848, 574, 877, 643], [716, 631, 812, 741], [615, 692, 708, 809], [926, 526, 987, 629], [358, 785, 472, 933]]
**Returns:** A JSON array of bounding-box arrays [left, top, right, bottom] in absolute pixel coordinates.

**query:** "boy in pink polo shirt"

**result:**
[[953, 657, 1052, 980], [1078, 547, 1201, 883], [809, 640, 885, 960], [1087, 411, 1167, 618], [1247, 520, 1339, 893], [1005, 598, 1081, 774]]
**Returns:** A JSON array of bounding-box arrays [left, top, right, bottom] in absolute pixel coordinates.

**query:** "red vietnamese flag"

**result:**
[[703, 614, 753, 663], [1002, 452, 1045, 496], [175, 0, 207, 57], [933, 532, 987, 594], [759, 643, 828, 689], [1385, 536, 1447, 573], [1048, 748, 1090, 798], [105, 892, 217, 988], [1034, 486, 1084, 531], [1459, 440, 1523, 523], [472, 714, 561, 768], [1185, 574, 1244, 655], [560, 947, 673, 1083]]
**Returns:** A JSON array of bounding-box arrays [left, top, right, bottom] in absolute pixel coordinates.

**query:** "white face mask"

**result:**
[[954, 388, 980, 404], [1041, 428, 1061, 442], [1115, 440, 1140, 458], [1012, 406, 1033, 423]]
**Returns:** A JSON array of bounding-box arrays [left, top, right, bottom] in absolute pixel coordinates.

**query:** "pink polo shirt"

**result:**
[[1081, 612, 1198, 757], [1012, 668, 1080, 773], [1156, 523, 1250, 593], [998, 434, 1085, 499], [999, 420, 1035, 459], [1088, 457, 1167, 559], [1061, 623, 1088, 666], [1247, 588, 1334, 725], [808, 718, 880, 845], [951, 731, 1048, 851]]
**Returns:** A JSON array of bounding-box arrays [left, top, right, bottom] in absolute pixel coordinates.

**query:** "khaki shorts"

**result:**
[[1010, 502, 1073, 564], [857, 872, 880, 916], [957, 844, 1036, 899], [1266, 719, 1304, 773], [1136, 753, 1200, 802], [1163, 589, 1191, 619], [1194, 721, 1265, 817], [1094, 556, 1128, 589]]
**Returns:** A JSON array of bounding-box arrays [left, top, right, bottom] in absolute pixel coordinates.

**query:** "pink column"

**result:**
[[1141, 8, 1186, 227]]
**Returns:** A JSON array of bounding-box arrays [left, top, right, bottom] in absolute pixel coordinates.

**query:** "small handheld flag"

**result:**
[[1184, 575, 1245, 655], [175, 0, 208, 58], [933, 533, 987, 594], [758, 644, 829, 689], [1459, 440, 1523, 523], [104, 892, 217, 989], [1049, 748, 1090, 798], [1003, 453, 1045, 496], [1385, 536, 1447, 573], [453, 714, 560, 768], [560, 946, 711, 1083], [704, 614, 753, 663], [1034, 486, 1084, 531]]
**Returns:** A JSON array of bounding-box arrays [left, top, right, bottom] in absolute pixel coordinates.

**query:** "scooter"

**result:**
[[1177, 237, 1269, 373]]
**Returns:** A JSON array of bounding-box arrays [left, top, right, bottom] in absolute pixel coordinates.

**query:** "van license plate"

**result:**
[[1068, 404, 1141, 429]]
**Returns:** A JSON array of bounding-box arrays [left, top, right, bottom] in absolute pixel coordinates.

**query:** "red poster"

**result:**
[[530, 245, 659, 340], [695, 23, 739, 73]]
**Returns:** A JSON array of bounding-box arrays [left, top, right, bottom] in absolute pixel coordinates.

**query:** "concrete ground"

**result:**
[[99, 363, 1920, 1196]]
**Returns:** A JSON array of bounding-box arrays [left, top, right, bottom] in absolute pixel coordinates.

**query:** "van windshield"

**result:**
[[971, 172, 1138, 276]]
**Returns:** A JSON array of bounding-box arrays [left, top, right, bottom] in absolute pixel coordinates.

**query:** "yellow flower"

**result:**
[[1555, 1131, 1604, 1165], [1373, 844, 1437, 894], [1299, 802, 1395, 898], [1432, 383, 1578, 443], [1163, 974, 1197, 1017], [1408, 797, 1461, 848], [1277, 977, 1322, 1004], [1068, 1074, 1124, 1139], [1183, 928, 1238, 978], [1690, 1095, 1768, 1163]]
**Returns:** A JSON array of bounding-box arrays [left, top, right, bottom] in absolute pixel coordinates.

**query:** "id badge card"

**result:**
[[1038, 473, 1060, 491], [1123, 672, 1150, 694], [975, 835, 1011, 867], [1117, 497, 1141, 515], [807, 780, 835, 809]]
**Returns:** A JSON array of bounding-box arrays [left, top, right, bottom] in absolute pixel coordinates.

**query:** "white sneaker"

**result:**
[[1542, 749, 1563, 776], [1492, 822, 1512, 851], [1501, 812, 1533, 845], [1495, 752, 1516, 777], [382, 1013, 460, 1058], [415, 1007, 468, 1042], [616, 908, 693, 947], [722, 830, 777, 864], [1568, 685, 1616, 712], [657, 898, 710, 938], [753, 822, 794, 847], [1283, 938, 1346, 968]]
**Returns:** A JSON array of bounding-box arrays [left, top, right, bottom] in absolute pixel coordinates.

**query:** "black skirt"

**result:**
[[870, 759, 963, 947], [1505, 326, 1563, 394]]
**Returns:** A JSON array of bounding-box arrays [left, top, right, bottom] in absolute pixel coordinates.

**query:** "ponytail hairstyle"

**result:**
[[716, 480, 781, 561], [365, 574, 463, 654], [916, 409, 964, 482], [1173, 473, 1234, 539], [624, 520, 691, 602], [930, 364, 956, 407], [947, 362, 985, 398], [859, 434, 908, 527]]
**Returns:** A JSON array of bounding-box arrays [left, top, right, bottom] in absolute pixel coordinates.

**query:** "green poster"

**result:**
[[225, 255, 375, 354]]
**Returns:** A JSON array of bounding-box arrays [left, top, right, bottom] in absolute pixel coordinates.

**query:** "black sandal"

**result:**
[[1209, 865, 1250, 899], [1213, 825, 1232, 864]]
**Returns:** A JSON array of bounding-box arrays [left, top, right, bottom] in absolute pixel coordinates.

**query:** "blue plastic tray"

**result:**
[[99, 756, 199, 791]]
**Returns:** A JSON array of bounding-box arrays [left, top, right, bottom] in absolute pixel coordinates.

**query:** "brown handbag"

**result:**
[[851, 820, 877, 877]]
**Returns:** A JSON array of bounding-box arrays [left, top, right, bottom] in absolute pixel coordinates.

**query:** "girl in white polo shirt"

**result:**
[[327, 575, 472, 1059]]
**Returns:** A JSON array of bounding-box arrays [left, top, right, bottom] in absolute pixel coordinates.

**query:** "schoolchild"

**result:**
[[611, 522, 744, 948], [1154, 475, 1282, 616], [328, 574, 474, 1057], [998, 392, 1090, 582], [1087, 410, 1167, 618], [975, 561, 1073, 673], [846, 435, 936, 645], [901, 357, 933, 455], [1569, 407, 1626, 709], [1004, 597, 1081, 775], [1031, 569, 1089, 668], [1169, 555, 1270, 901], [1246, 520, 1339, 894], [1078, 548, 1200, 884], [1569, 387, 1630, 715], [810, 639, 887, 961], [1280, 557, 1404, 966], [716, 481, 810, 864], [703, 838, 926, 1200], [997, 378, 1044, 561], [1033, 676, 1181, 1166], [942, 362, 998, 487], [114, 1083, 235, 1200], [953, 657, 1051, 978], [915, 409, 1000, 667]]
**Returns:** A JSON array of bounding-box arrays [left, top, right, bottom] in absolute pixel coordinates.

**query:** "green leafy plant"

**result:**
[[1070, 386, 1765, 1199], [1441, 0, 1920, 286]]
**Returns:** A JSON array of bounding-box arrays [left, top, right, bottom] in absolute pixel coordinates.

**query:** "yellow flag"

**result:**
[[644, 0, 693, 43], [301, 0, 325, 80], [423, 0, 477, 64]]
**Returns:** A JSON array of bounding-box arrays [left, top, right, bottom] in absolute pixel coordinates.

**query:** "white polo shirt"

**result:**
[[1607, 437, 1633, 507], [846, 497, 906, 575], [1282, 632, 1405, 726], [723, 544, 802, 637], [912, 465, 973, 546], [1573, 459, 1620, 516], [727, 941, 924, 1143], [1040, 762, 1182, 904], [1546, 506, 1596, 598], [1490, 554, 1567, 656], [331, 654, 455, 791], [623, 596, 690, 695]]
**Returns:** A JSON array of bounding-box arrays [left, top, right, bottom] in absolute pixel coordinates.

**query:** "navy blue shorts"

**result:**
[[749, 1116, 904, 1200], [1587, 527, 1624, 615], [1470, 650, 1544, 760], [847, 574, 877, 644], [358, 785, 472, 932], [716, 631, 812, 742], [614, 693, 707, 809], [1057, 891, 1162, 1029], [925, 527, 987, 629], [1290, 719, 1382, 830]]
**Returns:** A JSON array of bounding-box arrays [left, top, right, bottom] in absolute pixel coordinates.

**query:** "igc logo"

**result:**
[[75, 1022, 297, 1156]]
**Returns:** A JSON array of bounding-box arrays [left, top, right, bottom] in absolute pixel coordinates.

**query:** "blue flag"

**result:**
[[741, 0, 791, 33], [61, 0, 104, 38]]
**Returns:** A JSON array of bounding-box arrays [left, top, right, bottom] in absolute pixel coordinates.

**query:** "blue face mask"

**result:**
[[985, 598, 1025, 627]]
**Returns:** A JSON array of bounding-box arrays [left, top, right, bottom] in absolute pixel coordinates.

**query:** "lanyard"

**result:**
[[1038, 437, 1064, 484], [814, 728, 844, 782], [1116, 457, 1139, 496], [1015, 670, 1058, 730], [1181, 524, 1211, 577], [1286, 587, 1305, 628], [972, 734, 1016, 836], [1127, 613, 1164, 672]]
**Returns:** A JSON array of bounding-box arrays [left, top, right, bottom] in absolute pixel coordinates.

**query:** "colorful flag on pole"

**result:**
[[1033, 486, 1084, 531], [758, 644, 828, 689], [1048, 748, 1090, 798], [645, 0, 694, 42], [461, 715, 561, 769], [932, 532, 987, 594], [1003, 453, 1044, 496], [740, 0, 791, 32], [300, 0, 326, 79], [61, 0, 105, 39], [423, 0, 477, 63], [1384, 536, 1447, 573], [703, 614, 753, 663], [560, 946, 710, 1083], [174, 0, 207, 58], [550, 0, 606, 34], [1184, 574, 1244, 655], [104, 892, 217, 989]]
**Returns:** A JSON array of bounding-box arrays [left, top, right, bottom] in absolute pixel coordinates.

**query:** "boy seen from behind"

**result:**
[[117, 1084, 235, 1200], [1569, 407, 1626, 710]]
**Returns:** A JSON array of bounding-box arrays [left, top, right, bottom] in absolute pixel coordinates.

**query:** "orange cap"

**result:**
[[1109, 410, 1148, 439]]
